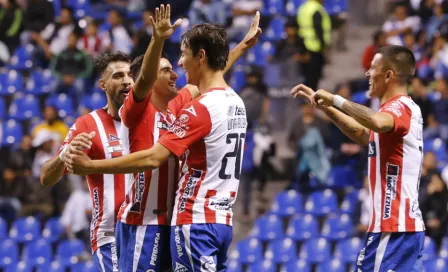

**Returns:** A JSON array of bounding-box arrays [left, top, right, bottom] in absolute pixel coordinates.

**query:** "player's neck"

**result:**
[[197, 69, 228, 94], [150, 92, 169, 114], [381, 84, 408, 105], [106, 101, 121, 121]]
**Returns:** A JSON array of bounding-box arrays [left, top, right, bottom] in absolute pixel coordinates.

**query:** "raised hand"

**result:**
[[150, 4, 182, 41], [242, 11, 262, 48], [290, 84, 334, 108]]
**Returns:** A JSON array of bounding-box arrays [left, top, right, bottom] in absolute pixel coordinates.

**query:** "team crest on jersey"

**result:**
[[106, 134, 123, 155], [130, 173, 145, 213], [182, 105, 197, 117], [178, 114, 189, 123], [383, 163, 399, 219], [179, 170, 203, 213], [107, 134, 120, 143], [368, 141, 376, 157]]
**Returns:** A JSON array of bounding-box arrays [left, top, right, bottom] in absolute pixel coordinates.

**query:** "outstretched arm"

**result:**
[[65, 143, 171, 175], [339, 101, 394, 133], [133, 4, 182, 101]]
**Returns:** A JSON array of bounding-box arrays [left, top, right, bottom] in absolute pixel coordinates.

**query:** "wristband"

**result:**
[[59, 145, 69, 162], [333, 95, 347, 109]]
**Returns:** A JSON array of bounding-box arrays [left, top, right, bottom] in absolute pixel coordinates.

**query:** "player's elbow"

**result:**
[[371, 116, 393, 133]]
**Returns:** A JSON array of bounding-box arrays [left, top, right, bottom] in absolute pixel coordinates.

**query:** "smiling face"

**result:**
[[178, 43, 201, 85], [153, 58, 179, 100], [100, 61, 134, 107], [366, 53, 388, 98]]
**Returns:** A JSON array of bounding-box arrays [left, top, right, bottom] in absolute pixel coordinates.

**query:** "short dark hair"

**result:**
[[181, 24, 229, 71], [373, 30, 384, 43], [94, 52, 132, 74], [130, 52, 169, 81], [379, 45, 416, 84]]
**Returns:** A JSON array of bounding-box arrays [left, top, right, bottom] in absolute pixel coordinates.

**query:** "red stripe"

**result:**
[[368, 132, 376, 233], [226, 191, 236, 225], [204, 190, 217, 224], [157, 162, 169, 225], [405, 199, 416, 231]]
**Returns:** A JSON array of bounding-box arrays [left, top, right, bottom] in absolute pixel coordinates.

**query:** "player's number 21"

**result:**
[[219, 133, 246, 180]]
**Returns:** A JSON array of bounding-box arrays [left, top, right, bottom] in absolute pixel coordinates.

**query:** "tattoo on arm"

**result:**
[[323, 107, 369, 145], [342, 101, 377, 128], [326, 108, 361, 134]]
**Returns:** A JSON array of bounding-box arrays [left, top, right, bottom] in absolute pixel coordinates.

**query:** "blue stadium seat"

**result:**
[[340, 189, 360, 214], [285, 259, 311, 272], [317, 258, 345, 272], [14, 261, 32, 272], [439, 237, 448, 259], [70, 0, 90, 18], [9, 216, 41, 243], [22, 239, 52, 267], [424, 138, 447, 162], [46, 94, 75, 117], [9, 95, 41, 120], [334, 237, 363, 264], [423, 237, 437, 261], [170, 19, 190, 43], [81, 92, 107, 110], [71, 261, 96, 272], [234, 238, 263, 264], [286, 214, 319, 241], [230, 69, 246, 93], [263, 0, 285, 15], [0, 217, 6, 240], [285, 0, 306, 16], [271, 190, 303, 217], [0, 70, 24, 95], [26, 70, 56, 95], [227, 258, 242, 272], [98, 22, 112, 33], [0, 239, 19, 269], [326, 165, 357, 188], [263, 18, 285, 41], [324, 0, 348, 15], [299, 238, 331, 264], [8, 45, 35, 70], [1, 120, 23, 146], [64, 116, 77, 128], [42, 218, 64, 243], [351, 91, 369, 105], [265, 238, 297, 264], [424, 259, 448, 272], [37, 261, 64, 272], [0, 97, 5, 119], [56, 239, 86, 266], [305, 189, 338, 216], [251, 214, 284, 241], [321, 213, 354, 241], [246, 42, 275, 67], [248, 260, 275, 272], [175, 67, 187, 88]]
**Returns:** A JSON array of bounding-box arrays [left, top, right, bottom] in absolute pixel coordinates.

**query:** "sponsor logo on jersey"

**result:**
[[182, 105, 197, 117], [91, 187, 100, 243], [130, 172, 145, 213], [157, 121, 169, 130], [150, 232, 160, 266], [383, 163, 399, 219], [210, 197, 234, 211], [410, 199, 423, 220], [234, 105, 246, 116], [382, 101, 403, 117], [169, 124, 187, 138], [111, 242, 119, 271], [179, 170, 203, 213], [200, 256, 216, 271], [179, 114, 189, 123], [174, 262, 188, 272], [368, 141, 376, 157], [174, 226, 183, 257]]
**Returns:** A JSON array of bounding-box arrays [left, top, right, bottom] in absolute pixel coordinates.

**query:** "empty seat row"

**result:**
[[0, 217, 64, 243]]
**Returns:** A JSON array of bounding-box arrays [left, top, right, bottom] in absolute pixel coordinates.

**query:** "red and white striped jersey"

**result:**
[[58, 109, 125, 252], [158, 88, 247, 226], [367, 95, 425, 233], [118, 88, 192, 225]]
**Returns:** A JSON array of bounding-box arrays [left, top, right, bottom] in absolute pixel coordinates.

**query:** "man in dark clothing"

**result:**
[[411, 77, 432, 128], [0, 0, 23, 53], [23, 0, 54, 33]]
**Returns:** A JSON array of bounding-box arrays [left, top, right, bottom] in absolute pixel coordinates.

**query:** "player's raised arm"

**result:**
[[223, 11, 262, 75], [291, 84, 371, 145], [65, 143, 171, 175], [133, 4, 182, 101]]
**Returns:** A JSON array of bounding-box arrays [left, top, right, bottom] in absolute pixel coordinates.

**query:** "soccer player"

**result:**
[[291, 45, 425, 271], [65, 22, 255, 271]]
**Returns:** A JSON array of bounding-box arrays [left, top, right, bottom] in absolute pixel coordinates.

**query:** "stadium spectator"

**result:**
[[103, 9, 133, 54], [227, 0, 262, 40], [78, 20, 109, 58], [417, 0, 437, 25], [31, 129, 58, 178], [188, 0, 227, 26], [425, 0, 448, 42], [50, 32, 93, 95], [0, 0, 23, 53], [420, 172, 448, 251], [297, 0, 331, 90], [32, 105, 69, 144], [419, 152, 439, 202], [22, 0, 54, 34], [130, 9, 153, 58], [362, 30, 387, 72], [424, 78, 448, 140], [0, 165, 30, 223], [240, 67, 270, 127], [8, 135, 34, 178], [410, 77, 432, 128], [404, 29, 424, 61], [60, 180, 91, 245], [382, 3, 421, 46], [271, 18, 309, 87]]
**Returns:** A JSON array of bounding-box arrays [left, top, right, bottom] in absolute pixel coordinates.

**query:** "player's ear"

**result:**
[[99, 78, 107, 91], [198, 49, 206, 63]]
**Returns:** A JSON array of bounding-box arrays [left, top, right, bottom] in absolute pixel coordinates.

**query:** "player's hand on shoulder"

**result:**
[[185, 84, 200, 99], [150, 4, 182, 41]]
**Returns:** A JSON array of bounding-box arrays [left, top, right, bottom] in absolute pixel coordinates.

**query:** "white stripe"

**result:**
[[91, 112, 115, 239], [133, 225, 147, 272], [373, 132, 382, 232], [171, 175, 186, 225], [166, 157, 176, 221], [399, 149, 409, 232], [182, 224, 195, 272], [373, 233, 391, 272], [118, 123, 132, 223], [96, 247, 106, 272]]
